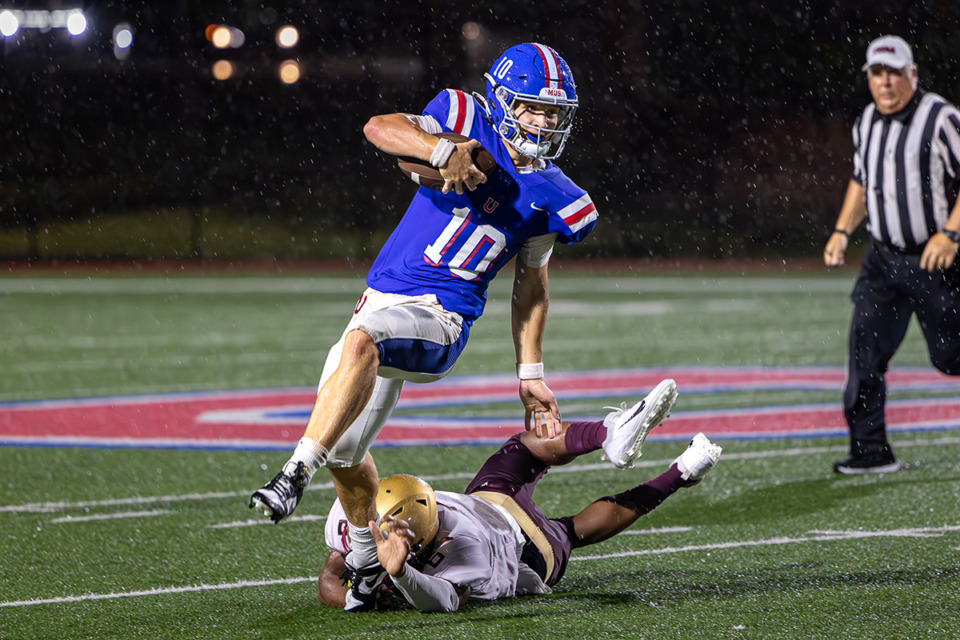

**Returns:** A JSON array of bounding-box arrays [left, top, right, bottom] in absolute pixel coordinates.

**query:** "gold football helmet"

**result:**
[[376, 474, 440, 552]]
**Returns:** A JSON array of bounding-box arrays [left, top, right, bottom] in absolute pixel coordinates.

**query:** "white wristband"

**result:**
[[516, 363, 544, 380], [429, 137, 456, 168]]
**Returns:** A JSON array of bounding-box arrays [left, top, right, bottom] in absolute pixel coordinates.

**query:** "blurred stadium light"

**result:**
[[0, 8, 86, 36], [207, 23, 244, 49], [461, 21, 481, 40], [212, 59, 234, 80], [112, 22, 133, 60], [65, 10, 86, 35], [275, 25, 298, 48], [0, 10, 18, 36], [278, 59, 299, 84]]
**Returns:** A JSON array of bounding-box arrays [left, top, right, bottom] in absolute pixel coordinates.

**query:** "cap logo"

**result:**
[[874, 46, 896, 54]]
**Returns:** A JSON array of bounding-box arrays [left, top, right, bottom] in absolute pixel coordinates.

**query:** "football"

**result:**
[[397, 132, 497, 191]]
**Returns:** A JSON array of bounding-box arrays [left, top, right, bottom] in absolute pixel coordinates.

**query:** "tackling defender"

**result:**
[[317, 382, 722, 612], [250, 43, 601, 611]]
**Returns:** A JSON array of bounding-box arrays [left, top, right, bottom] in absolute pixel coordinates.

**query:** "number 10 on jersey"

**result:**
[[424, 207, 507, 281]]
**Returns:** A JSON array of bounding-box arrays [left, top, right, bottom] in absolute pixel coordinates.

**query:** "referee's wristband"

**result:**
[[943, 229, 960, 243], [516, 363, 544, 380], [833, 228, 849, 237]]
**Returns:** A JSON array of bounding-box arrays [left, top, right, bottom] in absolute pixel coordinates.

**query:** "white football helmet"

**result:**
[[376, 474, 439, 552], [483, 42, 578, 160]]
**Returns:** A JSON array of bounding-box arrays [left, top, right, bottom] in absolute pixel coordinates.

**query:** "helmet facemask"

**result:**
[[486, 75, 577, 160]]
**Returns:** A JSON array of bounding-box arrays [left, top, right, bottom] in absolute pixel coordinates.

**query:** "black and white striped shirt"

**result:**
[[852, 89, 960, 252]]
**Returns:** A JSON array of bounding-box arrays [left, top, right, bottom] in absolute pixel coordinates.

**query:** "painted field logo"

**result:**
[[1, 367, 958, 450]]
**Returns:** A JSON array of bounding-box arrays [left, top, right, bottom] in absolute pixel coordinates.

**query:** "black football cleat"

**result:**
[[249, 461, 308, 523], [341, 558, 386, 613]]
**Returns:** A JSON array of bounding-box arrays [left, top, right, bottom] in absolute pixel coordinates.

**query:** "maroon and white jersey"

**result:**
[[325, 491, 521, 601]]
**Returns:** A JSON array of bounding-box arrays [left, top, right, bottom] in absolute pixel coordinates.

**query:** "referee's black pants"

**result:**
[[844, 241, 960, 456]]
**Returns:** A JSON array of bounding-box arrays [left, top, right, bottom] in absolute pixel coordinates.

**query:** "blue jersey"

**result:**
[[366, 89, 597, 324]]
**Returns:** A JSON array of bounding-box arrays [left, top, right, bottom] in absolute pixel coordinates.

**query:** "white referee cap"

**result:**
[[862, 35, 914, 71]]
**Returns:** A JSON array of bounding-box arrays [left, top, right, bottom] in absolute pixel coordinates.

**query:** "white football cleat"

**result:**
[[673, 433, 722, 486], [601, 378, 678, 469]]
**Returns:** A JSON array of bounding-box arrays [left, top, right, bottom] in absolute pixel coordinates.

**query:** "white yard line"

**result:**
[[0, 276, 851, 297], [571, 525, 960, 562], [210, 514, 327, 528], [50, 509, 171, 524], [3, 524, 958, 609], [0, 577, 317, 608], [0, 487, 287, 514], [618, 526, 693, 536], [3, 436, 960, 516], [0, 277, 365, 296]]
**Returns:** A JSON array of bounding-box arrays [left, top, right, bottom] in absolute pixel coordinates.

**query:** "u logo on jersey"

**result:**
[[483, 197, 499, 214]]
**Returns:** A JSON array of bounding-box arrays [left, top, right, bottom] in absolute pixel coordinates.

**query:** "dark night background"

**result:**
[[2, 1, 958, 262]]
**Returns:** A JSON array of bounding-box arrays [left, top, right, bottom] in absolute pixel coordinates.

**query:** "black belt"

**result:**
[[875, 240, 924, 256], [519, 531, 548, 581]]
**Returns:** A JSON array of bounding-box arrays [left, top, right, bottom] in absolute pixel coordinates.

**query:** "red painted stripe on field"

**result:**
[[1, 367, 958, 449]]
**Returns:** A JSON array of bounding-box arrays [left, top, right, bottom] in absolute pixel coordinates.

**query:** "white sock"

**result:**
[[285, 437, 329, 481], [347, 521, 380, 568]]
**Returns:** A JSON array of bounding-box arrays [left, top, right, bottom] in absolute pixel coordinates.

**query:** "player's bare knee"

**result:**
[[343, 329, 380, 366], [331, 453, 377, 483]]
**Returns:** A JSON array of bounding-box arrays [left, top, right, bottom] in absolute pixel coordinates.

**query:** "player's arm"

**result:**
[[369, 518, 469, 612], [824, 179, 867, 267], [363, 113, 485, 194], [363, 113, 443, 162], [512, 249, 561, 438], [389, 563, 470, 613], [317, 550, 348, 608]]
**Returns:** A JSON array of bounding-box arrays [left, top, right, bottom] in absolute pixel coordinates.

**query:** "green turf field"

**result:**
[[2, 266, 959, 639]]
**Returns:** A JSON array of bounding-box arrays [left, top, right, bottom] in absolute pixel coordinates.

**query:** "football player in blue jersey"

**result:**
[[250, 43, 617, 612]]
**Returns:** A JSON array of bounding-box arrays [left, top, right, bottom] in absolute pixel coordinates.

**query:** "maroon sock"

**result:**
[[609, 464, 685, 516], [564, 420, 606, 456], [643, 464, 684, 494]]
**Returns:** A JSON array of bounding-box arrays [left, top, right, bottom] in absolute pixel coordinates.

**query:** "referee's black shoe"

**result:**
[[833, 449, 901, 475]]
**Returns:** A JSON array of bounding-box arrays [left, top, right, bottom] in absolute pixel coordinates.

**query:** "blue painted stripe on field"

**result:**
[[5, 421, 960, 452]]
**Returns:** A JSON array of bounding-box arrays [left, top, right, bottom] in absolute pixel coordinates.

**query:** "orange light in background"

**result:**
[[212, 59, 234, 80], [278, 60, 300, 84], [204, 24, 217, 41], [462, 21, 480, 40]]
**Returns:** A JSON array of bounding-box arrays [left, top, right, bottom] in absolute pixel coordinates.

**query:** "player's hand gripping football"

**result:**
[[369, 516, 414, 578], [520, 379, 561, 439], [439, 140, 488, 195]]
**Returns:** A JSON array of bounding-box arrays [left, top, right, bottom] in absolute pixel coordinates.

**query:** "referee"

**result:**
[[824, 35, 960, 474]]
